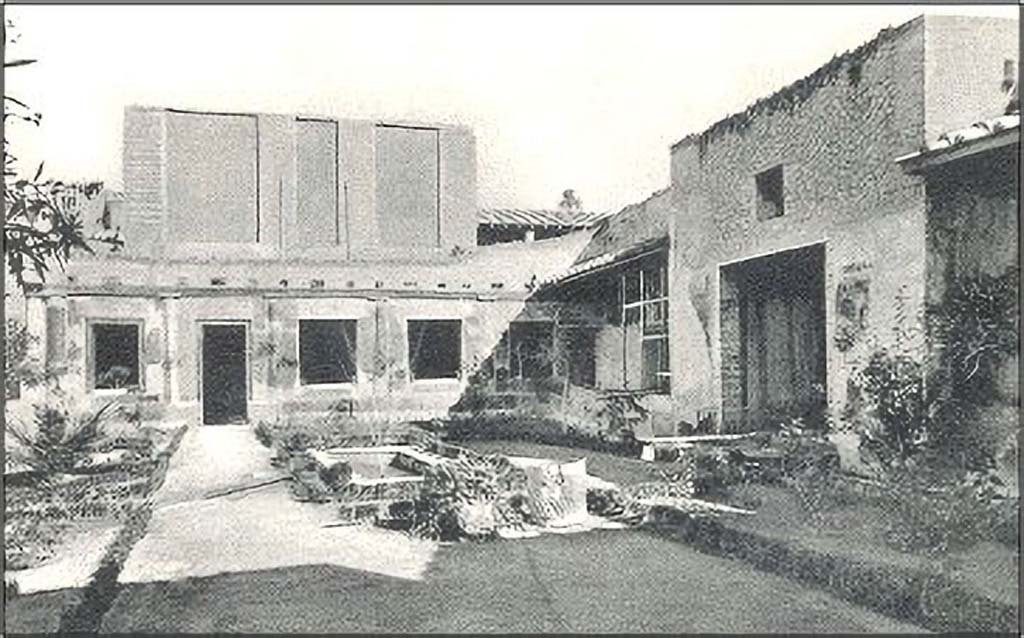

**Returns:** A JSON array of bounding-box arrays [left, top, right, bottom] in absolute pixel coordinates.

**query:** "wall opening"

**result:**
[[509, 321, 554, 380], [298, 319, 357, 385], [622, 252, 670, 393], [755, 165, 785, 220], [201, 323, 248, 425], [91, 322, 141, 390], [408, 319, 461, 380], [720, 242, 826, 432]]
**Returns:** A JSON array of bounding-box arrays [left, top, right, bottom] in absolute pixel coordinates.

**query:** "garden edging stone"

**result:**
[[644, 506, 1018, 634]]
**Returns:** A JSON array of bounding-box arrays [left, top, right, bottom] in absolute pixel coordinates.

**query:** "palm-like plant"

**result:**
[[6, 401, 118, 476]]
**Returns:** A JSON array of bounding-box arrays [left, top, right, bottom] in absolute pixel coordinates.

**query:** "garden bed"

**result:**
[[648, 481, 1019, 633], [5, 423, 187, 594]]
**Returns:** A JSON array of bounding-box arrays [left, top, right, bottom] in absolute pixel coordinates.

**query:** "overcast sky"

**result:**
[[4, 5, 1018, 213]]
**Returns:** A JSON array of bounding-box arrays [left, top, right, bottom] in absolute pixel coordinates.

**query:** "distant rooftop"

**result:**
[[478, 207, 612, 229]]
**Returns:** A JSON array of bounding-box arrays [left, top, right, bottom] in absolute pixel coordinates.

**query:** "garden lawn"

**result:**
[[458, 439, 677, 486], [4, 588, 83, 634], [728, 483, 1019, 609], [98, 529, 921, 634]]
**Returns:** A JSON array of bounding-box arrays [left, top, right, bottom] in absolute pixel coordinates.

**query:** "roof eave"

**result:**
[[896, 126, 1020, 174]]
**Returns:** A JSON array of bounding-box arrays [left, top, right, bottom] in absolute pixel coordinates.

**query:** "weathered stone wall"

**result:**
[[121, 106, 477, 263], [924, 144, 1019, 408], [667, 15, 1017, 429]]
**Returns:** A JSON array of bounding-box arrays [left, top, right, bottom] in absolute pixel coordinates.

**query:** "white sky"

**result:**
[[4, 4, 1019, 213]]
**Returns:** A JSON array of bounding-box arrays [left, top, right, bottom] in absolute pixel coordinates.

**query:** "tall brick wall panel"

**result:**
[[122, 108, 165, 255]]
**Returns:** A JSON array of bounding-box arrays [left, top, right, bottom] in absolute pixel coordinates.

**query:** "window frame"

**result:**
[[87, 319, 145, 395], [621, 255, 671, 395], [406, 318, 463, 382], [755, 165, 785, 221], [296, 318, 358, 387], [508, 320, 555, 381]]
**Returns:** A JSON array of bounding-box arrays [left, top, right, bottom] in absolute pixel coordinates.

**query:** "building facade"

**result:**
[[15, 106, 591, 425], [665, 15, 1017, 431]]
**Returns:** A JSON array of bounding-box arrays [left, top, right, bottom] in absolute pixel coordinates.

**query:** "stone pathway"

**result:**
[[118, 425, 437, 584]]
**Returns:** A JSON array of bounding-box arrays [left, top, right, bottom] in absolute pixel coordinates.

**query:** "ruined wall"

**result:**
[[923, 16, 1020, 142], [668, 15, 1017, 429], [670, 17, 932, 427], [121, 107, 477, 263]]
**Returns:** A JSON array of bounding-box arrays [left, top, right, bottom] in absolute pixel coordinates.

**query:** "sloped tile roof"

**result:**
[[478, 207, 612, 228], [896, 111, 1020, 169], [927, 113, 1019, 152], [574, 187, 672, 265], [534, 187, 674, 288]]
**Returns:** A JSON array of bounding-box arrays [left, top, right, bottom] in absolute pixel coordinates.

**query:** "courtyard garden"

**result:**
[[4, 393, 186, 632]]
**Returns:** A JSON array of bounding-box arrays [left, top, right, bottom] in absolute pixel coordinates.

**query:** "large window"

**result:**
[[408, 320, 461, 380], [92, 323, 141, 390], [298, 320, 357, 385], [623, 257, 670, 393]]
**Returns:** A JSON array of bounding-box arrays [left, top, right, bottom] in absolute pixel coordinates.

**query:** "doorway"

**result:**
[[721, 243, 826, 431], [201, 323, 249, 425]]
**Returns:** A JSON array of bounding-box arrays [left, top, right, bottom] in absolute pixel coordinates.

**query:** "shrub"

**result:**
[[253, 421, 274, 448], [880, 468, 1018, 554], [443, 414, 643, 458], [854, 350, 927, 461], [318, 461, 352, 491], [586, 488, 626, 517], [6, 402, 117, 475], [409, 454, 523, 541]]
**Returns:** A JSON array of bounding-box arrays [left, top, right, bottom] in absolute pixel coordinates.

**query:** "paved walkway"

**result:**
[[153, 425, 282, 506], [119, 425, 437, 585]]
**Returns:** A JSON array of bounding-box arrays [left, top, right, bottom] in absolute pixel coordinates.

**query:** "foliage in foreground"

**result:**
[[6, 401, 118, 475]]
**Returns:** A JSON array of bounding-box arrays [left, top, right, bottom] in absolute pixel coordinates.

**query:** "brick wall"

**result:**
[[119, 106, 477, 264], [122, 107, 166, 256], [668, 15, 1017, 427]]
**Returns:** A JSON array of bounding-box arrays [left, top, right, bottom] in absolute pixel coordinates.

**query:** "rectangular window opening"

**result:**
[[408, 319, 461, 380], [509, 322, 554, 380], [92, 323, 141, 390], [299, 319, 357, 385], [756, 165, 785, 220]]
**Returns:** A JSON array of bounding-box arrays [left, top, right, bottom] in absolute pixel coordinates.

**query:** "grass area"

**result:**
[[458, 439, 678, 486], [728, 483, 1020, 608], [97, 530, 920, 634], [4, 588, 82, 634]]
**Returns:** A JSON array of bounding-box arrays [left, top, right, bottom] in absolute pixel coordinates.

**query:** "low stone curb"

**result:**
[[55, 423, 189, 634], [643, 506, 1018, 634]]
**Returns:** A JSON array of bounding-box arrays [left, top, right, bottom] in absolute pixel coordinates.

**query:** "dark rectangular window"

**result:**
[[509, 322, 554, 379], [756, 165, 784, 220], [93, 323, 141, 390], [408, 319, 461, 380], [298, 320, 357, 385]]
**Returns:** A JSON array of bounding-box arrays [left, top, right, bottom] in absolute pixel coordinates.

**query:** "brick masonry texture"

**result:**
[[666, 15, 1017, 427]]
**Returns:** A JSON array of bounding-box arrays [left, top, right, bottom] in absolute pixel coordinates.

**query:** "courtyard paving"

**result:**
[[96, 425, 928, 633]]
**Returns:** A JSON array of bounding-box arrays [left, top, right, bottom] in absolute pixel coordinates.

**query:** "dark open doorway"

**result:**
[[721, 243, 826, 432], [201, 323, 248, 425]]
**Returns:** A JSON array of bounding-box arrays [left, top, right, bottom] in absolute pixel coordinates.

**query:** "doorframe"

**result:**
[[716, 240, 829, 432], [197, 320, 251, 426]]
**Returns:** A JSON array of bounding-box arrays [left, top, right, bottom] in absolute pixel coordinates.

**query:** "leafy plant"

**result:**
[[926, 268, 1019, 469], [5, 401, 118, 475], [4, 20, 123, 291]]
